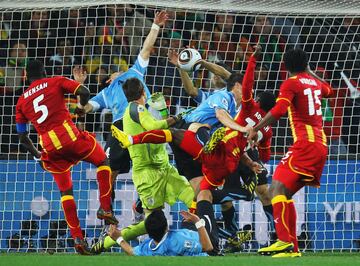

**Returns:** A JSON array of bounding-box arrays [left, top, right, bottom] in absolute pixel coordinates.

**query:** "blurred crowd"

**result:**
[[0, 4, 359, 156]]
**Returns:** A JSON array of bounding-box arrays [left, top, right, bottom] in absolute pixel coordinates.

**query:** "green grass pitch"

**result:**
[[1, 253, 360, 266]]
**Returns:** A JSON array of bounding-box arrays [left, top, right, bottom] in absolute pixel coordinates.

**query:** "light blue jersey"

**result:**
[[184, 90, 239, 132], [193, 87, 226, 104], [133, 229, 208, 256], [89, 55, 151, 122]]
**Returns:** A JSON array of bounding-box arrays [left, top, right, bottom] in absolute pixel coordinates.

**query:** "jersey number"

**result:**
[[304, 88, 322, 116], [33, 94, 48, 124]]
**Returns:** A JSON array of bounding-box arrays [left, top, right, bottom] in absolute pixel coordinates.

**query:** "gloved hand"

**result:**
[[148, 92, 169, 118]]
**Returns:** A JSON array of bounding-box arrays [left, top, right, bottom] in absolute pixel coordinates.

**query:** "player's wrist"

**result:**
[[77, 102, 85, 109], [116, 236, 124, 246], [151, 23, 160, 31], [195, 218, 206, 229]]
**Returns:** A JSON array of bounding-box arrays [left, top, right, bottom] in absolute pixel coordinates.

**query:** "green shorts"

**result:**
[[132, 164, 194, 210]]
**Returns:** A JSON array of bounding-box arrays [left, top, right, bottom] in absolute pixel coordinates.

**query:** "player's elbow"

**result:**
[[202, 242, 214, 252]]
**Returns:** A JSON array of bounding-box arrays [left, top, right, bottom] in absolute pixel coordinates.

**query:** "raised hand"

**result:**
[[180, 210, 200, 224], [154, 10, 169, 27], [73, 65, 87, 84], [167, 49, 180, 67], [253, 44, 262, 59]]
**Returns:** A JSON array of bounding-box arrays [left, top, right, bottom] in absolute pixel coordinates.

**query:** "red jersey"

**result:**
[[271, 72, 333, 145], [16, 76, 81, 152], [234, 55, 273, 162]]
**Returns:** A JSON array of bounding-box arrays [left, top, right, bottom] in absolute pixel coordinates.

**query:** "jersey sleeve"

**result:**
[[193, 88, 211, 104], [58, 76, 82, 94], [320, 81, 333, 98], [89, 89, 109, 112], [242, 55, 256, 104], [129, 54, 149, 79], [270, 79, 295, 119], [15, 99, 28, 124], [208, 93, 230, 112], [129, 103, 168, 130]]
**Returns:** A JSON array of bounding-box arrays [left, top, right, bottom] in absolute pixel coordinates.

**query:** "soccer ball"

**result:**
[[178, 48, 202, 72]]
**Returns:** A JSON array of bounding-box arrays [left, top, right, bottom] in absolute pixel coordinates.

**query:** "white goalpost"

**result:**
[[0, 0, 359, 253]]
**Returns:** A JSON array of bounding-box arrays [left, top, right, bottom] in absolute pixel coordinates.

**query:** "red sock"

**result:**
[[97, 166, 112, 211], [61, 195, 83, 239], [272, 195, 291, 243], [133, 130, 172, 144], [287, 200, 299, 252]]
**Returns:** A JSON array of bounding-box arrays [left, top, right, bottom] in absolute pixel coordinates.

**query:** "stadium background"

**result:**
[[0, 0, 359, 253]]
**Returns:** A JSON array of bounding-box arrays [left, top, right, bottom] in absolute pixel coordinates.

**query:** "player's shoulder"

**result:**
[[128, 102, 146, 123]]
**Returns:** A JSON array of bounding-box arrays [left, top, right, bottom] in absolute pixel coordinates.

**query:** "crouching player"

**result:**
[[107, 210, 214, 256]]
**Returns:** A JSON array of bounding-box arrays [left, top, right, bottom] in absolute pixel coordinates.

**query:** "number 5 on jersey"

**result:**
[[33, 94, 48, 124]]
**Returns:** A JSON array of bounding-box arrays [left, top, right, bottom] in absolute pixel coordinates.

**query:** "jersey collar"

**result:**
[[149, 232, 169, 251]]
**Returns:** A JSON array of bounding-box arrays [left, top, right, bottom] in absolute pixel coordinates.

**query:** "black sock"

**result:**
[[263, 204, 275, 231], [196, 200, 219, 253], [222, 205, 238, 235]]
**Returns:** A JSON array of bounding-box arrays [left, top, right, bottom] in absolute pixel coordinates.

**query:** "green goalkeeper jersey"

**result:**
[[123, 102, 169, 171]]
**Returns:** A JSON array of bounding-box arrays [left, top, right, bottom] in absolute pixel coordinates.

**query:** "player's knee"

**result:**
[[221, 201, 233, 211], [269, 180, 289, 198], [188, 122, 209, 132]]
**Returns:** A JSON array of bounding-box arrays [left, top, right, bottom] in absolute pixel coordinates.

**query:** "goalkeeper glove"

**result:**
[[148, 92, 169, 118]]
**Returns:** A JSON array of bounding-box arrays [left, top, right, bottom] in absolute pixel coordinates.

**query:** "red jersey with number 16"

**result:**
[[16, 76, 81, 152]]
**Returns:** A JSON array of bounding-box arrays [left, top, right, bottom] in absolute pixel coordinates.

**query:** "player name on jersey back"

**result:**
[[298, 78, 317, 86], [23, 82, 48, 99]]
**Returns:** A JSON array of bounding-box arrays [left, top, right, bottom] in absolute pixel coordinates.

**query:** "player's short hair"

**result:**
[[26, 60, 46, 81], [256, 91, 276, 112], [226, 72, 244, 91], [123, 78, 144, 102], [145, 209, 168, 242], [283, 48, 308, 73], [216, 62, 232, 74]]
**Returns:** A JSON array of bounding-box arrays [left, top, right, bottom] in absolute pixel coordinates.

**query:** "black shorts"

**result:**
[[104, 120, 131, 174], [224, 148, 268, 188], [170, 119, 203, 180]]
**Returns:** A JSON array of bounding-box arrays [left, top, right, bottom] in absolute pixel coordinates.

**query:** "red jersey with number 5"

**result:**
[[271, 72, 332, 145], [16, 76, 81, 152]]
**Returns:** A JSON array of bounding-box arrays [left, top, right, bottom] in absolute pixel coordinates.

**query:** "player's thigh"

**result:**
[[105, 129, 131, 174], [132, 168, 166, 210], [164, 165, 194, 205]]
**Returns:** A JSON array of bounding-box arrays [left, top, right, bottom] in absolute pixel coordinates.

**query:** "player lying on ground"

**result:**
[[107, 210, 215, 256], [15, 60, 117, 255], [247, 48, 334, 258]]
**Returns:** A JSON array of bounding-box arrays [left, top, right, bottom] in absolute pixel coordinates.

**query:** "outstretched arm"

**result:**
[[242, 45, 261, 102], [168, 49, 199, 98], [216, 108, 247, 133], [108, 225, 134, 256], [139, 10, 168, 61], [199, 60, 231, 80]]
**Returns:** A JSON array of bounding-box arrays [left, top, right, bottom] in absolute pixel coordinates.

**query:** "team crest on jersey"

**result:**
[[184, 240, 192, 249], [137, 105, 145, 112], [147, 197, 155, 207], [221, 98, 228, 109]]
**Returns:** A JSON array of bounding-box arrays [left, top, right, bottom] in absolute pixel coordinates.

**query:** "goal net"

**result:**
[[0, 0, 359, 253]]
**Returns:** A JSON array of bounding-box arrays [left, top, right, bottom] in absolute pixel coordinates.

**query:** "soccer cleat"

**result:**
[[90, 236, 106, 255], [258, 240, 294, 255], [223, 229, 252, 253], [272, 252, 302, 258], [203, 127, 226, 154], [97, 208, 119, 225], [74, 237, 92, 255], [111, 125, 132, 148]]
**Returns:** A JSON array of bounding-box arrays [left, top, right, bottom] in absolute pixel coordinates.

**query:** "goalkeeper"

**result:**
[[91, 78, 196, 254]]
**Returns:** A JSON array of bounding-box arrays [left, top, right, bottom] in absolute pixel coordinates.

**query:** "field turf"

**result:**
[[1, 252, 359, 266]]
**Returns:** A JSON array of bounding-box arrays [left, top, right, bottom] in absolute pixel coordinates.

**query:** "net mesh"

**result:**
[[0, 1, 359, 253]]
